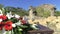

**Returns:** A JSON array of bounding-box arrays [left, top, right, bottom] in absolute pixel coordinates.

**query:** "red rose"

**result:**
[[0, 16, 2, 19], [21, 20, 26, 24], [2, 15, 7, 20], [0, 22, 4, 30], [0, 22, 2, 30], [4, 21, 13, 31]]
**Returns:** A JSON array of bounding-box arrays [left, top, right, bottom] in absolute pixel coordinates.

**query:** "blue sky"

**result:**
[[0, 0, 60, 10]]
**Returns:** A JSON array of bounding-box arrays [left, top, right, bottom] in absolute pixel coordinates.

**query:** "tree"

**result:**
[[4, 6, 29, 16], [0, 4, 4, 9], [54, 11, 60, 16]]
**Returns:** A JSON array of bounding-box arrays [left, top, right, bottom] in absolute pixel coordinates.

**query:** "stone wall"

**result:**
[[28, 16, 60, 34], [40, 4, 56, 16]]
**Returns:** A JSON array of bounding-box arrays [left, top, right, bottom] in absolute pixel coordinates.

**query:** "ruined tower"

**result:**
[[29, 6, 37, 20], [40, 4, 56, 16]]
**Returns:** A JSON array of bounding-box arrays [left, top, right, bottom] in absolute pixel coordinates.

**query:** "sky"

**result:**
[[0, 0, 60, 10]]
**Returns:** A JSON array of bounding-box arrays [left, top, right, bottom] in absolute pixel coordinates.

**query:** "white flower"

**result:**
[[15, 21, 21, 26], [0, 19, 2, 22], [31, 24, 38, 29], [6, 13, 15, 19], [0, 14, 3, 16], [6, 13, 11, 19], [0, 9, 3, 14], [15, 14, 20, 19], [12, 24, 16, 27]]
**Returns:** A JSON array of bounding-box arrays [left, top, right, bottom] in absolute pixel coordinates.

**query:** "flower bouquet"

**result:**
[[0, 10, 38, 34]]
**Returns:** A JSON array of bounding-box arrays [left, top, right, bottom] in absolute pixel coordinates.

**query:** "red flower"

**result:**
[[0, 16, 2, 19], [0, 22, 4, 30], [4, 21, 13, 31], [21, 20, 26, 24], [2, 15, 7, 20]]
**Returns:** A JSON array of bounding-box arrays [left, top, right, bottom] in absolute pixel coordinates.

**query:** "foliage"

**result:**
[[10, 17, 19, 23], [4, 6, 29, 16], [54, 11, 60, 16], [0, 4, 4, 9], [36, 6, 50, 17], [43, 11, 50, 17]]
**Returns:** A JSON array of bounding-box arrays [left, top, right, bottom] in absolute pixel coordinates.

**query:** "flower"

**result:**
[[0, 22, 2, 30], [21, 20, 26, 24], [4, 21, 13, 31], [0, 14, 7, 21], [0, 22, 4, 30], [6, 13, 12, 19], [15, 14, 20, 19], [15, 20, 21, 26], [2, 15, 7, 20], [19, 17, 26, 24], [0, 16, 2, 19], [12, 24, 16, 27], [0, 19, 2, 22], [0, 14, 3, 16], [31, 24, 39, 30]]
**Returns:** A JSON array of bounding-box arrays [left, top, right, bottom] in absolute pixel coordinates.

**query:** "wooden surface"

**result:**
[[28, 24, 54, 34]]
